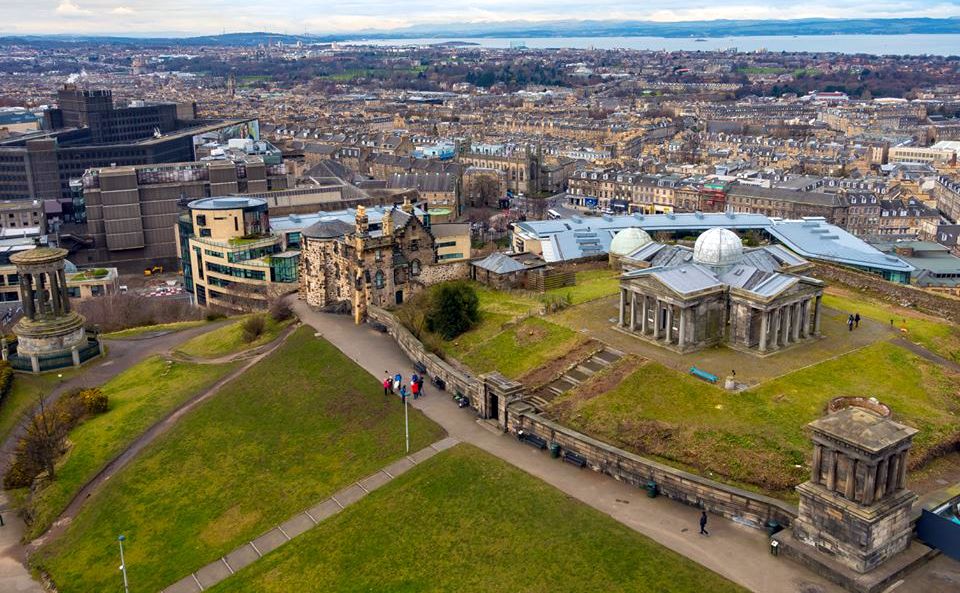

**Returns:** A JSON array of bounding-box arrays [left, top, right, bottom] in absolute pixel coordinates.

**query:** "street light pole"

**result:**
[[404, 392, 410, 453], [118, 534, 129, 593]]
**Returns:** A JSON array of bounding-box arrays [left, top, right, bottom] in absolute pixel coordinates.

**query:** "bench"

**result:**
[[431, 376, 447, 391], [563, 450, 587, 468], [689, 366, 718, 384], [413, 361, 427, 375], [519, 432, 547, 450]]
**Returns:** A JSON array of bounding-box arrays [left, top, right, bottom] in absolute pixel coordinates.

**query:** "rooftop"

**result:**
[[809, 407, 918, 454], [188, 197, 267, 211]]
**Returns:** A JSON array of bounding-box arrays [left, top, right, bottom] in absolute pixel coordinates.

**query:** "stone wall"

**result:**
[[812, 263, 960, 325], [418, 260, 470, 287], [369, 305, 799, 533], [510, 406, 799, 530]]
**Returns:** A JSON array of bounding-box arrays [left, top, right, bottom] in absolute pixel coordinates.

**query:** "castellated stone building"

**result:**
[[615, 227, 825, 355], [298, 199, 469, 323]]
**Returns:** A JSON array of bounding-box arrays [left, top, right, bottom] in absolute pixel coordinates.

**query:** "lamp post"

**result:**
[[404, 391, 410, 454], [118, 534, 129, 593]]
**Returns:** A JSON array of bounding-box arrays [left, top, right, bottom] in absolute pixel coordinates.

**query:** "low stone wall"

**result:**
[[812, 263, 960, 324], [367, 306, 486, 411], [510, 405, 798, 530]]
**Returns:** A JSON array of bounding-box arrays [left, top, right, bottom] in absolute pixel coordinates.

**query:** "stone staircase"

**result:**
[[526, 347, 624, 411]]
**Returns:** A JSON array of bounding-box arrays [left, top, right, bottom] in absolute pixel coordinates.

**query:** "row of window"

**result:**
[[206, 262, 266, 281]]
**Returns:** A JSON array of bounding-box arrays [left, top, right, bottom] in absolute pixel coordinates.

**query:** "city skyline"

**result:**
[[4, 1, 960, 36]]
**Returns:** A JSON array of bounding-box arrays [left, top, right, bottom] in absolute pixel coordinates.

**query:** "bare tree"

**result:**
[[21, 394, 67, 482]]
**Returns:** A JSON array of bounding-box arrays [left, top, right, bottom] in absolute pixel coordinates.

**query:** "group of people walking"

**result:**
[[847, 312, 861, 331], [383, 371, 425, 400]]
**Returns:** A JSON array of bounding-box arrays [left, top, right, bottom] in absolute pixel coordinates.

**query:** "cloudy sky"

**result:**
[[5, 0, 960, 36]]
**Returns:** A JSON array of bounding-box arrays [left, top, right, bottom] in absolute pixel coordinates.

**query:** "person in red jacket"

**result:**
[[411, 378, 420, 400]]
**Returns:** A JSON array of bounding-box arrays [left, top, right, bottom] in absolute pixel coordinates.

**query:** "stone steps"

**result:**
[[527, 347, 625, 411]]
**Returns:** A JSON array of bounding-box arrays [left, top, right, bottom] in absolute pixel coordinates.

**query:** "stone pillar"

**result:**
[[862, 463, 877, 505], [50, 271, 63, 317], [801, 299, 810, 338], [826, 449, 837, 491], [771, 308, 781, 349], [783, 305, 792, 345], [792, 302, 802, 342], [21, 273, 34, 320], [844, 456, 857, 500], [71, 346, 80, 367], [814, 295, 822, 335], [887, 453, 900, 494], [641, 296, 648, 335], [759, 310, 769, 352], [618, 289, 626, 326], [812, 444, 823, 484], [665, 304, 673, 344], [59, 268, 70, 314], [30, 354, 39, 374], [653, 299, 661, 339], [875, 457, 888, 500], [897, 450, 909, 489], [678, 307, 687, 348], [630, 292, 637, 331]]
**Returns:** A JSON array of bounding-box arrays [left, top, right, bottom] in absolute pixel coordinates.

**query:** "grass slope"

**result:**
[[104, 319, 208, 339], [175, 315, 291, 359], [35, 328, 444, 593], [550, 341, 960, 493], [0, 371, 75, 445], [206, 445, 746, 593], [23, 356, 239, 540], [545, 268, 621, 305]]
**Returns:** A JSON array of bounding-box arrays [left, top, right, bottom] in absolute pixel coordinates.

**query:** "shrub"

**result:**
[[77, 294, 202, 333], [269, 298, 293, 322], [0, 360, 13, 402], [80, 388, 109, 414], [206, 311, 227, 322], [541, 292, 572, 314], [426, 282, 480, 340], [242, 314, 267, 343]]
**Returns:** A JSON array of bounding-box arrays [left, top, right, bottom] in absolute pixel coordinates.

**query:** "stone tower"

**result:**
[[9, 247, 96, 373]]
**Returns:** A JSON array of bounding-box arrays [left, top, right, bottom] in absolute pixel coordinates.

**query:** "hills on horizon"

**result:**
[[3, 17, 960, 46]]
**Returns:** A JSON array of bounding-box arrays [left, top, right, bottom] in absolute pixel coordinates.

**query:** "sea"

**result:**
[[344, 34, 960, 57]]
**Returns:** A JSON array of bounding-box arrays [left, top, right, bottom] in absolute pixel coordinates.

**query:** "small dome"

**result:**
[[610, 227, 653, 256], [693, 228, 743, 267]]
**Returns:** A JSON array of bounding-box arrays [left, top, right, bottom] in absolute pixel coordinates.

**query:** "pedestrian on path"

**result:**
[[383, 376, 392, 396], [854, 313, 861, 328], [399, 384, 407, 399], [699, 511, 709, 536], [394, 372, 402, 392], [416, 375, 425, 397], [847, 314, 854, 332], [411, 379, 420, 400]]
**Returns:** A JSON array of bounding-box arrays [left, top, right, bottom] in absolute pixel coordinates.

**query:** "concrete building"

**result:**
[[177, 197, 299, 310], [616, 228, 824, 355]]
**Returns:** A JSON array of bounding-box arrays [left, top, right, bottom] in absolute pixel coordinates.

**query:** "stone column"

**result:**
[[844, 456, 857, 500], [783, 304, 792, 345], [759, 310, 769, 352], [812, 444, 823, 484], [887, 453, 900, 494], [665, 304, 673, 344], [814, 295, 823, 335], [618, 289, 626, 326], [641, 296, 648, 335], [875, 457, 888, 500], [30, 354, 39, 374], [771, 308, 781, 349], [678, 307, 687, 348], [653, 299, 661, 339], [826, 449, 837, 491], [20, 273, 34, 319], [897, 450, 909, 490], [71, 346, 80, 367], [59, 267, 71, 313], [630, 292, 637, 331], [801, 299, 810, 338], [50, 271, 63, 316], [792, 302, 802, 342], [862, 463, 877, 505]]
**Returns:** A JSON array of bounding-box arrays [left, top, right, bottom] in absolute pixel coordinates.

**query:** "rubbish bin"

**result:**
[[549, 443, 561, 459], [766, 520, 783, 537], [770, 540, 780, 556], [645, 480, 658, 498]]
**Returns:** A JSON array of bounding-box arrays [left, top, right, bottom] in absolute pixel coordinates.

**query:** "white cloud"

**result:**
[[54, 0, 92, 16], [111, 6, 135, 14]]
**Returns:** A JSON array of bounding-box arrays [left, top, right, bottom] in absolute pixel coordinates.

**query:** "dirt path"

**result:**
[[27, 323, 299, 551]]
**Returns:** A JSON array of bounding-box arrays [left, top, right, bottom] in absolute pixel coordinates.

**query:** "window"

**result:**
[[196, 214, 207, 226], [411, 259, 421, 276], [200, 228, 212, 237], [410, 239, 420, 251], [374, 270, 385, 289], [375, 249, 382, 262]]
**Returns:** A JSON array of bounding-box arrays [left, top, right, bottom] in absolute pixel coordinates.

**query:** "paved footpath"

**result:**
[[160, 436, 461, 593], [292, 302, 843, 593]]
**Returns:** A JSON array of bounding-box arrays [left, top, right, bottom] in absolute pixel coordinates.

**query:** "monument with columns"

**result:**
[[6, 246, 101, 373], [774, 406, 935, 593], [615, 227, 824, 355]]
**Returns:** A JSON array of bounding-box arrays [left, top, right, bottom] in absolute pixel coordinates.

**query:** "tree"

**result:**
[[242, 314, 267, 342], [426, 282, 480, 340]]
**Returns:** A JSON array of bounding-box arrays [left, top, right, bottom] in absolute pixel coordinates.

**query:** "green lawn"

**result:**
[[22, 356, 239, 540], [459, 317, 585, 379], [205, 445, 746, 593], [546, 268, 622, 305], [0, 371, 76, 444], [823, 288, 960, 361], [104, 319, 208, 339], [175, 315, 292, 359], [549, 341, 960, 494], [35, 328, 444, 593]]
